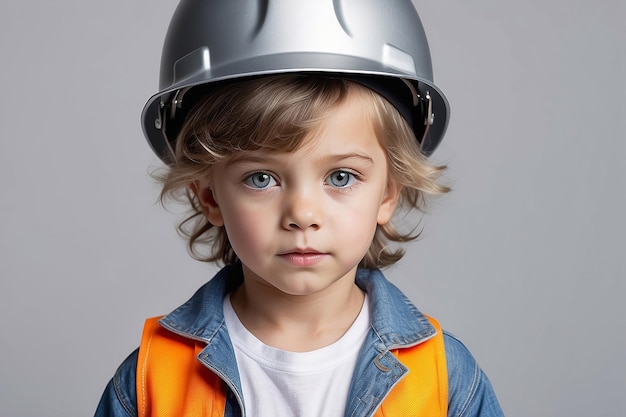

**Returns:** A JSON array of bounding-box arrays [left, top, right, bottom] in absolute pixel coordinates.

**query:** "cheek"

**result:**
[[333, 203, 380, 246], [220, 202, 273, 255]]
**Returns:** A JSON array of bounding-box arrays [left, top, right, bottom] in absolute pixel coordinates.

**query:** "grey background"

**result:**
[[1, 1, 624, 416]]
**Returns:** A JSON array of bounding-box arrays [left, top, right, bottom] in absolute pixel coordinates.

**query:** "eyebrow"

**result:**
[[227, 152, 375, 166], [319, 152, 374, 166]]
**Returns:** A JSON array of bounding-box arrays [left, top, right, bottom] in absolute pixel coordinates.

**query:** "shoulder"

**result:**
[[442, 331, 504, 417], [94, 349, 139, 417]]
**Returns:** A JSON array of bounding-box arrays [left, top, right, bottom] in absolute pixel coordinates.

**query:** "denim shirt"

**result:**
[[95, 265, 504, 417]]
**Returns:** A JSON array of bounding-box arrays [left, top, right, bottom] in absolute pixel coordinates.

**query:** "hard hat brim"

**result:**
[[141, 52, 449, 162]]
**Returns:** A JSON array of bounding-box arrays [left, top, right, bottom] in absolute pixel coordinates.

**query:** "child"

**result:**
[[96, 1, 504, 416]]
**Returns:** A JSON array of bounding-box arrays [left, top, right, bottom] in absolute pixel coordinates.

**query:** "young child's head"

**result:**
[[141, 0, 450, 271], [155, 74, 449, 270]]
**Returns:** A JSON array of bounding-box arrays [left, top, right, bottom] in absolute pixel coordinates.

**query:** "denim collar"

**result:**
[[159, 264, 435, 349]]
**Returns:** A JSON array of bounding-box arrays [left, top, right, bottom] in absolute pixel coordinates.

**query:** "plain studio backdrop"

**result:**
[[0, 1, 624, 416]]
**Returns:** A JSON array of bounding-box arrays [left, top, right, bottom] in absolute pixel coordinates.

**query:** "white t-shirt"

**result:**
[[223, 295, 370, 417]]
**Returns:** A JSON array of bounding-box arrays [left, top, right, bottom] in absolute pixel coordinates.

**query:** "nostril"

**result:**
[[286, 221, 320, 230]]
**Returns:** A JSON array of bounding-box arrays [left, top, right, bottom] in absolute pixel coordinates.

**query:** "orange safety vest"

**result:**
[[137, 316, 448, 417]]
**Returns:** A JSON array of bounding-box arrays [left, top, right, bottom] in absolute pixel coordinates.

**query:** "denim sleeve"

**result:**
[[94, 349, 139, 417], [444, 332, 505, 417]]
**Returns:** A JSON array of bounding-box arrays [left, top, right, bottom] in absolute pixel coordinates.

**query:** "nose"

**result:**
[[281, 187, 322, 231]]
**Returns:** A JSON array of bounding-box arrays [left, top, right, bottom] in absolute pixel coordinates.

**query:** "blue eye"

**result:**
[[244, 172, 277, 189], [326, 170, 356, 188]]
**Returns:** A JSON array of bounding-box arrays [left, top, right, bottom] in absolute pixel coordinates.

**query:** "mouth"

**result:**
[[278, 248, 327, 267]]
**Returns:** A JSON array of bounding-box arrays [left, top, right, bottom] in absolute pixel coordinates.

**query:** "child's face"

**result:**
[[197, 90, 400, 297]]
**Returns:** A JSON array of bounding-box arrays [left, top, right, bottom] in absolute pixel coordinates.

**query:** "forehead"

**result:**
[[227, 89, 385, 167], [202, 80, 390, 169], [299, 87, 381, 152]]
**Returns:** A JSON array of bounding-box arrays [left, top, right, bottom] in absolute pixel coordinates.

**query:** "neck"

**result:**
[[229, 269, 365, 352]]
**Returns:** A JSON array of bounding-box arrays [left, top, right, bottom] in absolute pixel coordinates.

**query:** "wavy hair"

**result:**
[[154, 74, 449, 268]]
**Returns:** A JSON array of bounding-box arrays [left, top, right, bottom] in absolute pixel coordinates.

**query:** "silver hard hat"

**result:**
[[142, 0, 450, 162]]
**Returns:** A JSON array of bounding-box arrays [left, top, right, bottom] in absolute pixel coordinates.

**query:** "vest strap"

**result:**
[[137, 317, 227, 417], [373, 316, 448, 417]]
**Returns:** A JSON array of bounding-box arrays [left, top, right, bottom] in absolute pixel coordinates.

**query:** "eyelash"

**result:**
[[243, 171, 278, 189], [325, 170, 360, 189]]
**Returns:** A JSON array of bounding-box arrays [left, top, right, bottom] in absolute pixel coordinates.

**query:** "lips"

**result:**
[[278, 248, 327, 267]]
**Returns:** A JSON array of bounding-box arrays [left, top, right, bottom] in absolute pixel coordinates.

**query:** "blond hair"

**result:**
[[155, 74, 449, 268]]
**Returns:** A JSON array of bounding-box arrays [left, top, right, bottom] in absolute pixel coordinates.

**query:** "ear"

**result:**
[[190, 181, 224, 227], [377, 179, 402, 225]]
